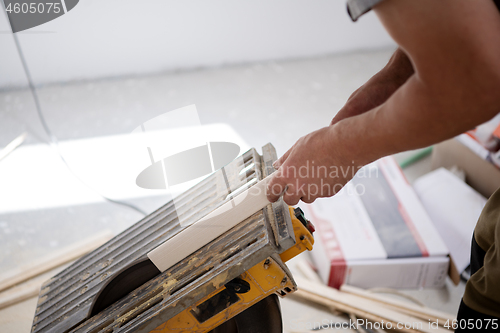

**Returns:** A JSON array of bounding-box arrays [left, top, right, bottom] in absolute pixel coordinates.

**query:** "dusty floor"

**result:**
[[0, 48, 465, 332]]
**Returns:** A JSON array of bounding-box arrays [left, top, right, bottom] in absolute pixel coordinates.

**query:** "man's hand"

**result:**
[[266, 125, 363, 205], [267, 49, 414, 205], [266, 49, 414, 205], [267, 0, 500, 205]]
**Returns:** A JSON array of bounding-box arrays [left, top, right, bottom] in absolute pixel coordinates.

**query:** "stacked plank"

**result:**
[[0, 231, 113, 310], [292, 262, 456, 333]]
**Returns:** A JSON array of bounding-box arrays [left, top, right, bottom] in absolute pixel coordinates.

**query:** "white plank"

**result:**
[[292, 289, 421, 333], [148, 177, 271, 272], [0, 273, 52, 310], [0, 133, 26, 162], [340, 284, 455, 325]]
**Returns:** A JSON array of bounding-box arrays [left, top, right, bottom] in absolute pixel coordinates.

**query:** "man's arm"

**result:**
[[330, 48, 413, 125], [268, 0, 500, 205], [348, 0, 500, 158]]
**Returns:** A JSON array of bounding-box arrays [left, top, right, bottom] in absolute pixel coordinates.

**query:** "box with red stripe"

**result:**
[[304, 157, 449, 289]]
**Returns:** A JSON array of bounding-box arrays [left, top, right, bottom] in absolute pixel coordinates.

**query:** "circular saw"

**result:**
[[30, 143, 315, 333]]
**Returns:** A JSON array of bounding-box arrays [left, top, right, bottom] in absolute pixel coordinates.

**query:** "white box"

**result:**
[[413, 167, 487, 284], [303, 157, 450, 289]]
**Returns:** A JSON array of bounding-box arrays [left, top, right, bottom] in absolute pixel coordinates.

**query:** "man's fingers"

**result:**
[[266, 171, 287, 203], [301, 196, 316, 204], [267, 174, 314, 205], [272, 146, 293, 170], [283, 187, 300, 206]]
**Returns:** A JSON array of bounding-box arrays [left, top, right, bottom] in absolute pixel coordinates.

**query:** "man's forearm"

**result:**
[[335, 0, 500, 166], [330, 48, 414, 125], [333, 72, 500, 167]]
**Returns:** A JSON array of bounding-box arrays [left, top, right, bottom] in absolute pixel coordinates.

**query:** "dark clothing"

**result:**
[[456, 299, 499, 332], [462, 189, 500, 317], [456, 233, 500, 331], [346, 0, 383, 21]]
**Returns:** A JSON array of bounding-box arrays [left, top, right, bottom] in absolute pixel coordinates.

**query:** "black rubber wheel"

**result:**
[[208, 294, 282, 333]]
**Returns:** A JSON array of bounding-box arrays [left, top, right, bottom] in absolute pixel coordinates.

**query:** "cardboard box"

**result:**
[[413, 167, 487, 285], [303, 157, 449, 289], [431, 137, 500, 198]]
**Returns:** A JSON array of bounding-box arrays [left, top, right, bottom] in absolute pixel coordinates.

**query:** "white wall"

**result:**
[[0, 0, 395, 89]]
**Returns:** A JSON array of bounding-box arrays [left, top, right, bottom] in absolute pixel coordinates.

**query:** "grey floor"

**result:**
[[0, 48, 466, 332]]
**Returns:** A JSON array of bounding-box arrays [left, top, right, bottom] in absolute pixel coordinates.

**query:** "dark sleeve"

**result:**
[[346, 0, 385, 21]]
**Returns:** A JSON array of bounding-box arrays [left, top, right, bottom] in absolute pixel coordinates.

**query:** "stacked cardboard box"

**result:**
[[303, 157, 449, 289]]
